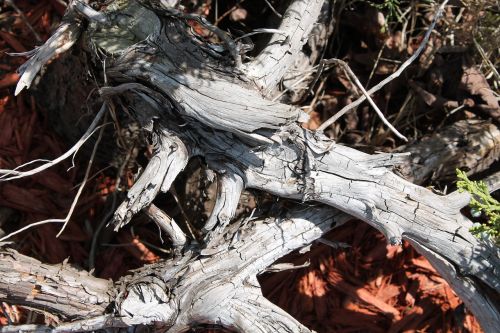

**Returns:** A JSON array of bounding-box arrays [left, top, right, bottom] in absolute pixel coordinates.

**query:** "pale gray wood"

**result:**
[[133, 207, 348, 332], [278, 0, 335, 103], [202, 171, 244, 234], [245, 0, 324, 96], [4, 0, 500, 332], [15, 4, 82, 95], [483, 171, 500, 193], [398, 120, 500, 184], [104, 7, 500, 326], [227, 291, 315, 333], [145, 204, 187, 250], [113, 129, 190, 229], [0, 249, 111, 319], [1, 207, 349, 332], [184, 124, 499, 290]]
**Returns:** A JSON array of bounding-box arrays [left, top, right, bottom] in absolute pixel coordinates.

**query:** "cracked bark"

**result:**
[[1, 0, 499, 332], [0, 250, 112, 320], [398, 119, 500, 185]]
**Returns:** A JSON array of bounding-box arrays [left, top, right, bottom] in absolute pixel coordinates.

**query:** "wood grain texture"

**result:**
[[399, 120, 500, 184], [3, 0, 499, 332], [0, 249, 111, 319]]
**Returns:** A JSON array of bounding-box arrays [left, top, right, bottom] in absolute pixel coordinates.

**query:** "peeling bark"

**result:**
[[1, 207, 350, 332], [0, 250, 111, 320], [399, 120, 500, 184], [2, 0, 499, 332], [245, 0, 325, 96]]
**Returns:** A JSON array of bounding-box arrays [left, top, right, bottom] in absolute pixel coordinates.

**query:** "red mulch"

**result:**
[[259, 221, 482, 332], [0, 1, 484, 332]]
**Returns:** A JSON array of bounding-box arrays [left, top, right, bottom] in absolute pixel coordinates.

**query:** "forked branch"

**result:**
[[2, 0, 499, 332]]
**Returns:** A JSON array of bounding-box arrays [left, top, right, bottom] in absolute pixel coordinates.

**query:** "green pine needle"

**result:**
[[456, 169, 500, 244]]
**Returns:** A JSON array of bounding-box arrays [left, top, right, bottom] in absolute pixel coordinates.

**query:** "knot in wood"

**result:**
[[118, 277, 177, 325]]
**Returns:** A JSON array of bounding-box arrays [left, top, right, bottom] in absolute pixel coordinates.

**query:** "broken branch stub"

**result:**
[[2, 0, 499, 332], [113, 129, 190, 229]]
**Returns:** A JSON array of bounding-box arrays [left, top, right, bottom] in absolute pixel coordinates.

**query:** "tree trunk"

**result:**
[[1, 0, 499, 332]]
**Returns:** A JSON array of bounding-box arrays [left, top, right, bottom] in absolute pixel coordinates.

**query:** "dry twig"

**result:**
[[317, 0, 449, 133], [0, 107, 107, 242]]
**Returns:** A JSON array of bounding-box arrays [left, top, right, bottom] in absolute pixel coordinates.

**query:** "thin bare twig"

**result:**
[[89, 193, 117, 270], [169, 187, 197, 241], [0, 220, 60, 243], [56, 112, 106, 237], [473, 37, 500, 85], [4, 0, 42, 42], [263, 0, 282, 18], [306, 77, 326, 114], [366, 43, 386, 88], [0, 110, 107, 242], [0, 104, 107, 181], [326, 59, 408, 141], [317, 0, 449, 133], [271, 67, 317, 102]]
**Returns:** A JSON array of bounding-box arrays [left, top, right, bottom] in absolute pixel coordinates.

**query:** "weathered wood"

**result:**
[[0, 249, 111, 320], [3, 0, 499, 332], [100, 6, 500, 325], [15, 2, 82, 96], [245, 0, 325, 97], [145, 204, 187, 250], [113, 128, 190, 229], [399, 120, 500, 184], [279, 0, 335, 104], [0, 206, 350, 332]]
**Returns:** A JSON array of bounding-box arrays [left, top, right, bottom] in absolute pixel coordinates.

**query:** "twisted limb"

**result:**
[[1, 0, 498, 332]]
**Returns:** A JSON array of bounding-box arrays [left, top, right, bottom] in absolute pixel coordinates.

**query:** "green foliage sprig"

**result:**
[[456, 169, 500, 244], [368, 0, 402, 23]]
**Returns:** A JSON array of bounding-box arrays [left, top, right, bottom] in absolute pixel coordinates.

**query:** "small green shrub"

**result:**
[[456, 169, 500, 244]]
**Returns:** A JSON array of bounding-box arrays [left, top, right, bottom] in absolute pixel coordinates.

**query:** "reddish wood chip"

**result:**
[[328, 270, 401, 320], [0, 73, 20, 90], [0, 31, 27, 53], [33, 170, 73, 194], [0, 183, 50, 214], [118, 232, 160, 263]]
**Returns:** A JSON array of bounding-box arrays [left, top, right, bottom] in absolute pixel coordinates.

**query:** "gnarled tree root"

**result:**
[[2, 0, 499, 332]]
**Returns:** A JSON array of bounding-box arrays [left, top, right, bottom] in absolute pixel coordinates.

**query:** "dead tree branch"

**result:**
[[245, 0, 325, 96], [398, 119, 500, 185], [1, 207, 350, 332], [2, 0, 499, 332], [0, 250, 111, 320]]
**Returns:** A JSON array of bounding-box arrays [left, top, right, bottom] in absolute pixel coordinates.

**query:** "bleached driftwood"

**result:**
[[2, 0, 499, 332]]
